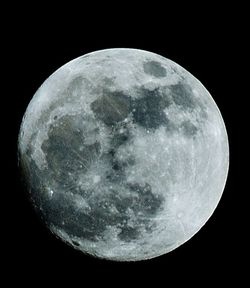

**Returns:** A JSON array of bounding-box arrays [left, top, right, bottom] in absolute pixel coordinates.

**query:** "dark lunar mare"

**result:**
[[20, 157, 165, 243], [132, 87, 171, 129], [20, 80, 202, 245], [91, 86, 172, 130], [90, 82, 201, 135], [104, 122, 134, 183], [91, 90, 132, 126], [170, 83, 196, 109], [19, 111, 165, 244], [143, 60, 167, 78]]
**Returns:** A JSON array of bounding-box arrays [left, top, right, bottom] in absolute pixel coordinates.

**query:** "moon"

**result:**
[[18, 48, 229, 261]]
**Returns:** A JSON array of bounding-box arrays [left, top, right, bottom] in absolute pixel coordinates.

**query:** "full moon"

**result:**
[[18, 48, 229, 261]]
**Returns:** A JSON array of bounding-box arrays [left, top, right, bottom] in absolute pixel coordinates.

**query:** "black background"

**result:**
[[4, 3, 245, 285]]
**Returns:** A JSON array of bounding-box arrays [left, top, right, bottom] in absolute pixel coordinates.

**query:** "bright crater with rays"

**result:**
[[18, 48, 229, 261]]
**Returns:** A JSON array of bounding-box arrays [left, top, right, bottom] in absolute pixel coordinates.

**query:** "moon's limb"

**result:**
[[18, 48, 229, 261]]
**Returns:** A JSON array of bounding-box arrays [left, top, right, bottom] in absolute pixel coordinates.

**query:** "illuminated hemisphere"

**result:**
[[18, 49, 229, 261]]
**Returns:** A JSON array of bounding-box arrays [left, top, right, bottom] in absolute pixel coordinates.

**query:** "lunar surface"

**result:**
[[18, 48, 229, 261]]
